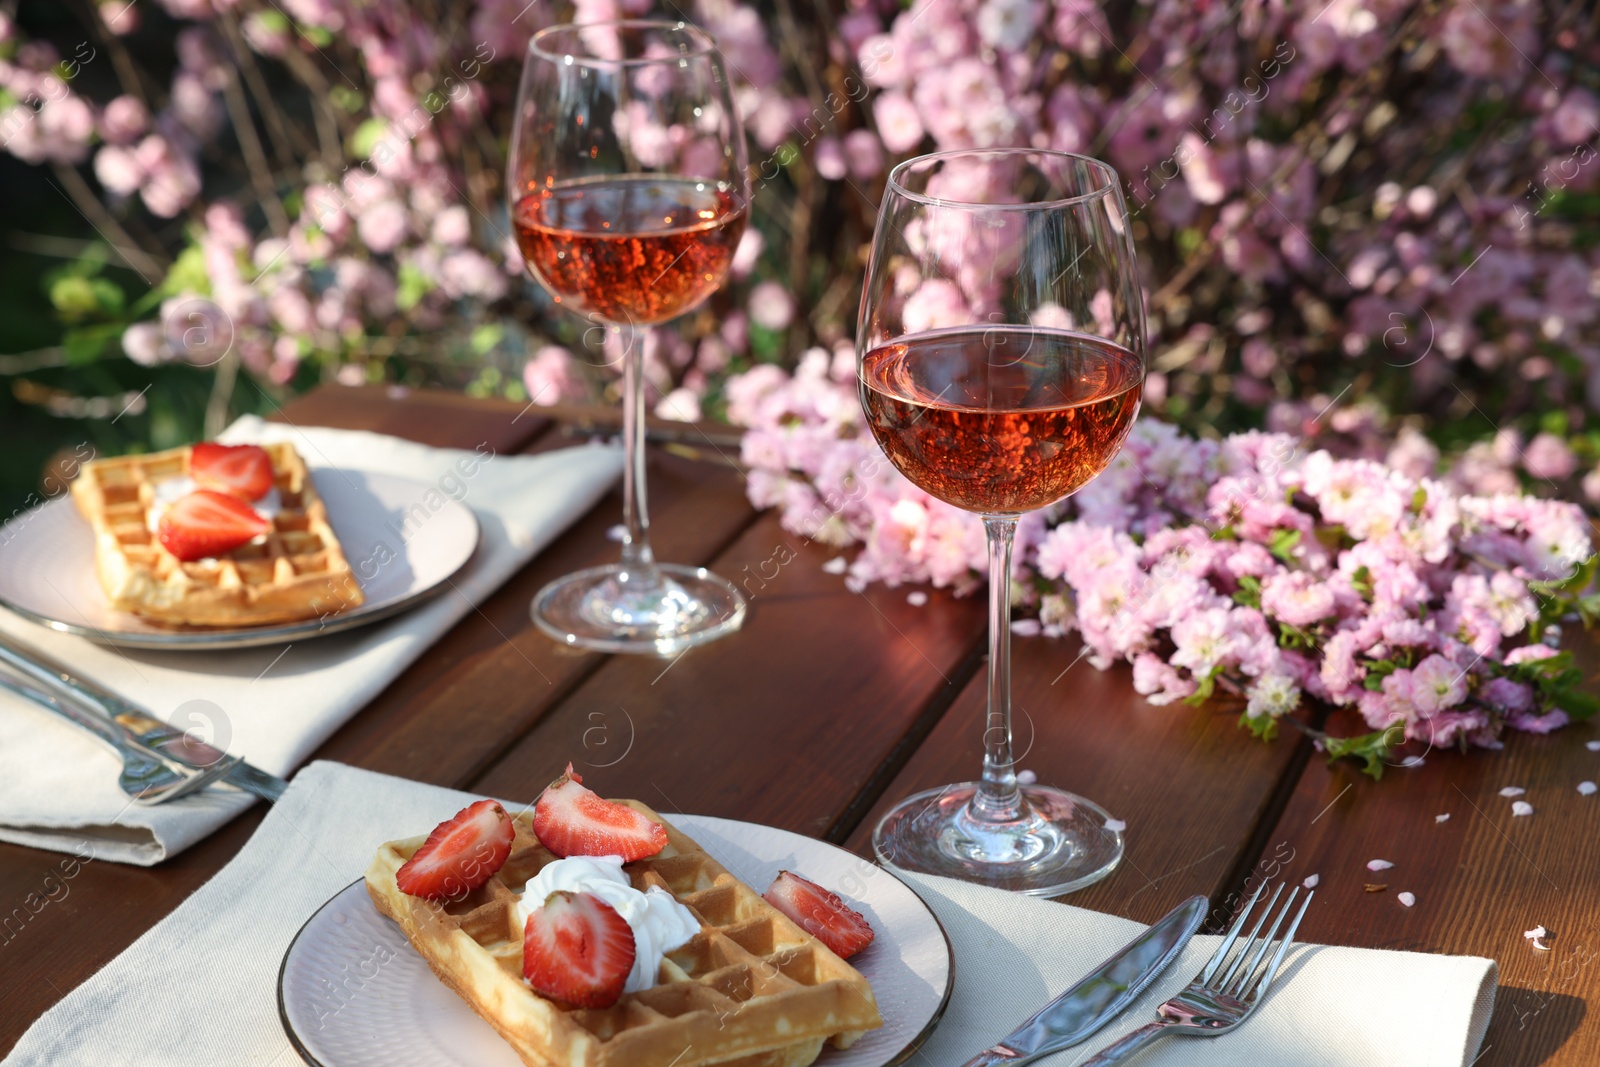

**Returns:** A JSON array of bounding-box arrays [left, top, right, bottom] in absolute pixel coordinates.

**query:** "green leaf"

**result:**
[[396, 262, 433, 311], [1237, 710, 1279, 742], [1183, 665, 1221, 707], [1322, 729, 1397, 780], [1552, 687, 1599, 719], [470, 323, 505, 355], [349, 118, 389, 159], [50, 275, 101, 322], [1268, 527, 1301, 564], [61, 322, 125, 363], [1232, 574, 1262, 609]]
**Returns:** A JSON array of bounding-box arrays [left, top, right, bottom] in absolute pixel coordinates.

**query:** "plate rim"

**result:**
[[0, 469, 481, 651], [276, 818, 954, 1067]]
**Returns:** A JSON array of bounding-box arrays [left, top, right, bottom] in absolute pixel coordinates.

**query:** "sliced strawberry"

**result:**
[[156, 489, 271, 562], [396, 799, 515, 902], [523, 890, 636, 1009], [763, 871, 875, 959], [532, 764, 667, 861], [189, 442, 275, 501]]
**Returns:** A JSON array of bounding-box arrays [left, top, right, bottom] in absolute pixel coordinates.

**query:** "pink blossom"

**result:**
[[1131, 652, 1196, 705], [1410, 654, 1469, 715], [522, 346, 578, 406], [357, 199, 408, 254], [1260, 571, 1337, 627], [1522, 433, 1577, 481], [843, 129, 884, 180], [873, 91, 924, 153], [748, 281, 796, 331]]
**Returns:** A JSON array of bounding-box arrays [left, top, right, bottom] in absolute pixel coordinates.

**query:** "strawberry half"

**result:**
[[523, 890, 636, 1009], [395, 799, 515, 902], [532, 764, 667, 861], [189, 442, 275, 501], [156, 489, 271, 562], [763, 871, 875, 959]]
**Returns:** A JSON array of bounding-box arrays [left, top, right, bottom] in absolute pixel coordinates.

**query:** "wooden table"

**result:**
[[3, 384, 1598, 1064]]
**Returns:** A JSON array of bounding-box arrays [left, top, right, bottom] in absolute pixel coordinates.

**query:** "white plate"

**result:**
[[0, 469, 479, 650], [278, 814, 953, 1067]]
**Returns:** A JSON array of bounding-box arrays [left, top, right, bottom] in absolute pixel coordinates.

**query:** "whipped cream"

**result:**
[[146, 476, 281, 542], [515, 855, 701, 994]]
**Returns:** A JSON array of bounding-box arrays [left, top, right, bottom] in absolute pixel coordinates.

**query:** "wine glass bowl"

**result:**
[[509, 20, 750, 655], [859, 149, 1147, 895]]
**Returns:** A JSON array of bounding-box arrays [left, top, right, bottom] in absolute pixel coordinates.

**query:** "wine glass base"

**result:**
[[872, 782, 1124, 897], [531, 562, 746, 656]]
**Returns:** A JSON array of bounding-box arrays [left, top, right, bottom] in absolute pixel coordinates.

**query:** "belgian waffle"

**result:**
[[69, 441, 363, 627], [366, 804, 883, 1067]]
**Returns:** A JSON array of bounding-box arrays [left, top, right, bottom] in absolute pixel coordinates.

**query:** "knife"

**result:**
[[959, 894, 1208, 1067], [0, 632, 288, 802]]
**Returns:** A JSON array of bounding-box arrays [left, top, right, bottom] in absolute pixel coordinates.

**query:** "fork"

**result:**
[[0, 671, 241, 805], [1080, 880, 1313, 1064]]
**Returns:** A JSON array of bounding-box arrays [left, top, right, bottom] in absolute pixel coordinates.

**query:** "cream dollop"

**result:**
[[514, 855, 701, 994]]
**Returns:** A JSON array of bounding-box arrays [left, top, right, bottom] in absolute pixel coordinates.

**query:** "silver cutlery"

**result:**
[[960, 894, 1208, 1066], [0, 631, 288, 802], [0, 670, 241, 804], [1080, 880, 1313, 1064]]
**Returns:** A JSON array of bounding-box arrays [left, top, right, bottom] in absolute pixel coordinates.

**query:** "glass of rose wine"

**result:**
[[859, 149, 1146, 895], [509, 20, 750, 654]]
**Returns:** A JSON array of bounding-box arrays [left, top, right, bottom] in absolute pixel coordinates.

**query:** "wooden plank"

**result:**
[[0, 810, 265, 1052], [310, 445, 759, 784], [263, 383, 550, 454], [472, 512, 990, 838], [1251, 634, 1600, 1067], [842, 634, 1310, 925]]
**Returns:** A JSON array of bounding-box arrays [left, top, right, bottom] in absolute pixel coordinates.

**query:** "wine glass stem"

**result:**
[[974, 514, 1024, 824], [618, 323, 658, 577]]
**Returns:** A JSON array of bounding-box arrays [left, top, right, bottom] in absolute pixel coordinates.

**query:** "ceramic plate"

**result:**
[[279, 814, 953, 1067], [0, 469, 479, 650]]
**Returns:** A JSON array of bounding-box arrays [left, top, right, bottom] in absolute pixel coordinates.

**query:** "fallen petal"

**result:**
[[1435, 813, 1451, 823], [1303, 874, 1320, 889], [1524, 925, 1547, 940], [906, 591, 928, 607], [1367, 859, 1395, 871], [1104, 818, 1127, 832], [1512, 800, 1534, 816], [822, 557, 847, 575], [1016, 769, 1037, 784], [1499, 786, 1526, 797], [1398, 892, 1416, 907], [1587, 741, 1600, 751], [1579, 781, 1597, 796]]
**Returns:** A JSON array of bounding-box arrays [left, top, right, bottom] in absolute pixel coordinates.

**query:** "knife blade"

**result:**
[[959, 894, 1208, 1067], [0, 632, 288, 802]]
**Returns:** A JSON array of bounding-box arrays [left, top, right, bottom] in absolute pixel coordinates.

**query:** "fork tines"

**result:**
[[1202, 881, 1313, 1004]]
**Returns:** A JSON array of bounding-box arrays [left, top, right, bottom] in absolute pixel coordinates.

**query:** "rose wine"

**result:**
[[860, 326, 1143, 514], [513, 175, 746, 325]]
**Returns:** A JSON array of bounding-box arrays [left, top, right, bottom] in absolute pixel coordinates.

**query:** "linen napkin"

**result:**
[[0, 416, 620, 865], [901, 871, 1496, 1067], [3, 762, 1496, 1067]]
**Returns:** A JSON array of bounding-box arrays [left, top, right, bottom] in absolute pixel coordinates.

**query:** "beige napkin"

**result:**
[[2, 761, 1496, 1067], [0, 416, 620, 865], [899, 871, 1496, 1066]]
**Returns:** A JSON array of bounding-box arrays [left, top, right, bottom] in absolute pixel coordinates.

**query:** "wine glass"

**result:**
[[858, 149, 1146, 895], [509, 19, 750, 654]]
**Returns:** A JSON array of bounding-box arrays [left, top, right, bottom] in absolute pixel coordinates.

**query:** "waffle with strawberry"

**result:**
[[365, 772, 882, 1067], [69, 440, 363, 627]]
